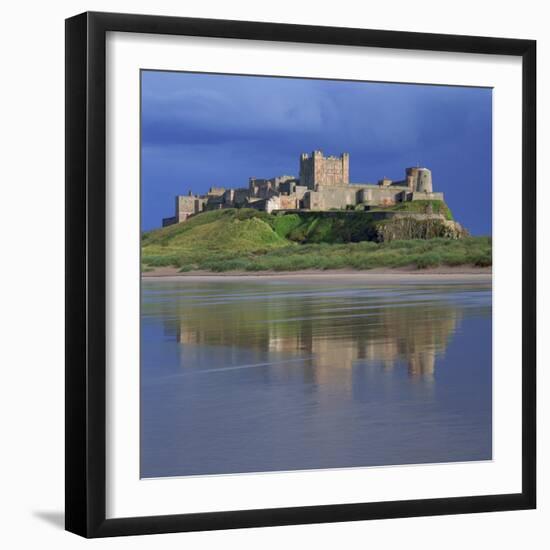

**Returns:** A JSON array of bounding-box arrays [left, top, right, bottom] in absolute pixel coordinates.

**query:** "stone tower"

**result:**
[[406, 167, 433, 193], [416, 168, 433, 193], [299, 150, 350, 190]]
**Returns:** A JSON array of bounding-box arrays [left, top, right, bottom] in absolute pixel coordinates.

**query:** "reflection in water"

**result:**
[[141, 278, 492, 478], [163, 283, 463, 385]]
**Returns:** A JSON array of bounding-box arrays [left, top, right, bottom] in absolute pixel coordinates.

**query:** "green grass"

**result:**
[[385, 199, 454, 220], [271, 213, 304, 237], [274, 211, 377, 243], [142, 208, 490, 272], [142, 209, 290, 268]]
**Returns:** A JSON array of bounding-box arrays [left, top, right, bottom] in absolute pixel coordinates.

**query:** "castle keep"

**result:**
[[162, 151, 444, 226], [299, 151, 350, 189]]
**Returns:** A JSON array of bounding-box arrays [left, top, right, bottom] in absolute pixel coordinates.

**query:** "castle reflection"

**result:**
[[157, 283, 467, 387]]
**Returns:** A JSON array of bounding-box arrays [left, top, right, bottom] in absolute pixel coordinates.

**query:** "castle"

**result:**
[[162, 151, 444, 226]]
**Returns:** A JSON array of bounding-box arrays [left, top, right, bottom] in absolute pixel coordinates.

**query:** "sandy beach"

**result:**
[[142, 265, 492, 282]]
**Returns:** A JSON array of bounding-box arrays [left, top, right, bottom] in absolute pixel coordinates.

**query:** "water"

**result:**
[[140, 277, 492, 478]]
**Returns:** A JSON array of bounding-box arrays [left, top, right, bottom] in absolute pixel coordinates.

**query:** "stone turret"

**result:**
[[416, 168, 433, 193], [406, 167, 433, 193]]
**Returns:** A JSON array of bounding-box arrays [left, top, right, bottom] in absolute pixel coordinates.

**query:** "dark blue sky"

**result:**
[[141, 71, 492, 235]]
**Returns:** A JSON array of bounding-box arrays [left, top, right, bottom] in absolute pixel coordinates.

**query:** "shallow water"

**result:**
[[140, 277, 492, 478]]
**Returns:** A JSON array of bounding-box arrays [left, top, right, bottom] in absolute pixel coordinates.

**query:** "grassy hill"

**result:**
[[142, 209, 288, 259], [142, 206, 491, 272]]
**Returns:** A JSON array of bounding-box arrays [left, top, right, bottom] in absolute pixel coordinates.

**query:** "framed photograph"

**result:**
[[65, 11, 536, 538]]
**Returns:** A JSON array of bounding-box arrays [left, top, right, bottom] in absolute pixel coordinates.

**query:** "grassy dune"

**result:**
[[142, 208, 491, 273]]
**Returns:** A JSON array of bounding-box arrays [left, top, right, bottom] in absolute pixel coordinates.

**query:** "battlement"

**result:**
[[301, 150, 349, 161]]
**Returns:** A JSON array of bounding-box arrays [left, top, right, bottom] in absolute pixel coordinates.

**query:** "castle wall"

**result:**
[[299, 183, 427, 212], [295, 185, 308, 201], [266, 193, 302, 212], [303, 191, 321, 210], [278, 194, 300, 210], [176, 196, 196, 222], [247, 197, 267, 210], [249, 178, 274, 199], [250, 175, 297, 198], [175, 195, 207, 222], [409, 191, 444, 201], [223, 187, 249, 207], [303, 187, 358, 210], [358, 187, 408, 206]]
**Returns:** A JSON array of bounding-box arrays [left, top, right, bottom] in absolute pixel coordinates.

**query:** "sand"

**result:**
[[142, 265, 492, 283]]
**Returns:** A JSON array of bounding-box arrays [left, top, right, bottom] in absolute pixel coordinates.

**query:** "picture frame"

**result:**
[[65, 11, 536, 538]]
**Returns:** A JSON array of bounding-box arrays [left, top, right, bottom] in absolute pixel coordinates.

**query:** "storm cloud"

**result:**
[[141, 70, 492, 234]]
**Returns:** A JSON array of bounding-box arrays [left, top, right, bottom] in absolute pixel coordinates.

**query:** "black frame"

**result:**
[[65, 11, 536, 538]]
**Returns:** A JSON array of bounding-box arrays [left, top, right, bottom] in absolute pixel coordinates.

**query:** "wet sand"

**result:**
[[142, 265, 492, 282]]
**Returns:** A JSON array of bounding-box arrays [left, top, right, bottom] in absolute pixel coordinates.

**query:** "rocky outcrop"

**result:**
[[370, 216, 469, 242]]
